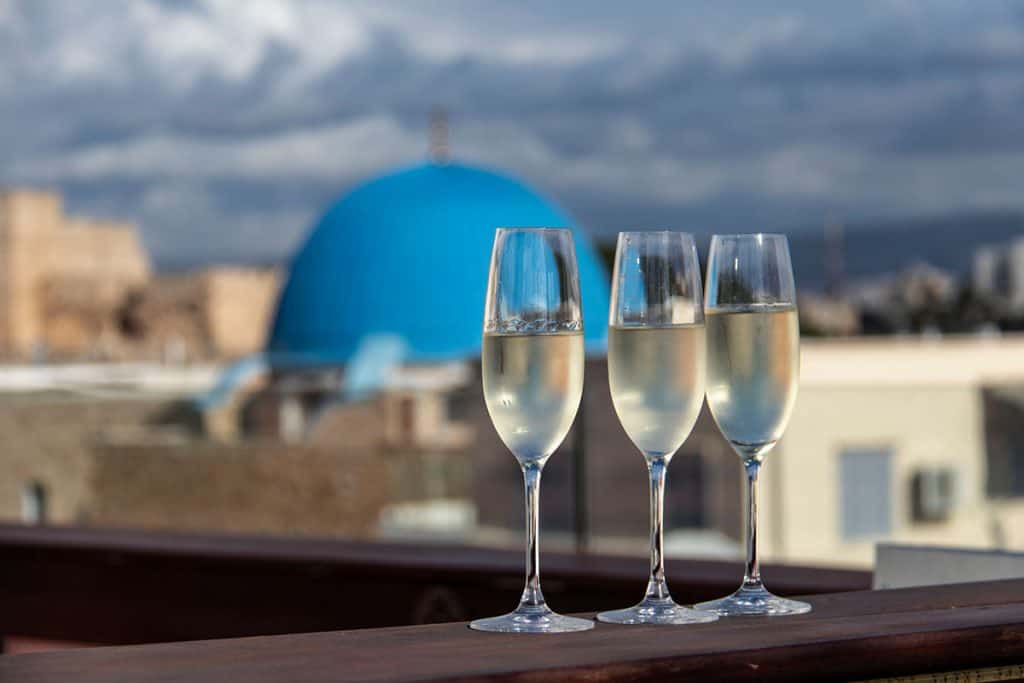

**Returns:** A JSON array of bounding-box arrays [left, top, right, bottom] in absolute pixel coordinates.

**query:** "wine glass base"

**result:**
[[469, 605, 594, 633], [695, 585, 812, 617], [597, 598, 719, 626]]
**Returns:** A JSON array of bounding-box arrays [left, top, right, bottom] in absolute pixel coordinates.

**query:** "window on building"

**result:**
[[839, 449, 893, 540], [21, 481, 48, 525], [983, 389, 1024, 498]]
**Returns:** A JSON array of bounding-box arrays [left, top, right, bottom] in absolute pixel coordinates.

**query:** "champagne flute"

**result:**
[[597, 232, 718, 626], [695, 234, 810, 617], [470, 227, 594, 634]]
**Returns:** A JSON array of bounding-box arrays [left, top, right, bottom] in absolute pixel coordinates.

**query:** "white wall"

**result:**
[[758, 382, 989, 568]]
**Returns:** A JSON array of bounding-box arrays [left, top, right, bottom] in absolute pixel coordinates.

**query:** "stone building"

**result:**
[[118, 268, 282, 362], [0, 369, 398, 539], [15, 166, 1024, 572], [0, 188, 280, 362], [0, 189, 149, 358]]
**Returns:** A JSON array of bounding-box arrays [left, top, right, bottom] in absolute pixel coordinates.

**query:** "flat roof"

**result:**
[[0, 333, 1020, 395], [802, 333, 1024, 388], [0, 363, 219, 397]]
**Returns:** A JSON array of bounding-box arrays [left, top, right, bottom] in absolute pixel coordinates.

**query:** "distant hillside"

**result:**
[[787, 211, 1024, 292], [596, 212, 1024, 293]]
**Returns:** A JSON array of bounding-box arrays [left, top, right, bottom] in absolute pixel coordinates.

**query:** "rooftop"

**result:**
[[801, 333, 1024, 388]]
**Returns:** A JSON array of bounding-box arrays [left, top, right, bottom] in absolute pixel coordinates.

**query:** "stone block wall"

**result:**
[[202, 268, 281, 358], [0, 394, 167, 524], [85, 442, 391, 538], [0, 190, 151, 359], [0, 189, 279, 361], [0, 191, 62, 356]]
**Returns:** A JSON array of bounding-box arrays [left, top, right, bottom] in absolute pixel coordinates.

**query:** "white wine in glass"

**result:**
[[705, 306, 799, 449], [696, 234, 810, 618], [608, 325, 705, 457], [482, 332, 584, 463], [597, 231, 718, 626], [470, 227, 594, 634]]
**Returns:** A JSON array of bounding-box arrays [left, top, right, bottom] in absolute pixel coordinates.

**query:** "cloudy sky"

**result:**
[[1, 0, 1023, 267]]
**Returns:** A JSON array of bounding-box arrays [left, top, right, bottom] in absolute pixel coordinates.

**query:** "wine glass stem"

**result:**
[[743, 460, 762, 588], [519, 461, 546, 609], [644, 456, 670, 601]]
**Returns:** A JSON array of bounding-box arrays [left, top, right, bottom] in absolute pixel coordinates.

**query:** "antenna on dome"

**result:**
[[428, 107, 450, 164]]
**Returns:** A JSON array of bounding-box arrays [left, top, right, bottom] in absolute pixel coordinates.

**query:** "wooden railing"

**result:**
[[2, 578, 1023, 682], [0, 523, 869, 645]]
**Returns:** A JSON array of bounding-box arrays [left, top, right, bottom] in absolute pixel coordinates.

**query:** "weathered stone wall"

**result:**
[[0, 191, 62, 356], [0, 391, 447, 539], [0, 189, 279, 361], [50, 218, 151, 286], [0, 394, 167, 524], [85, 442, 391, 538], [39, 267, 280, 362], [40, 276, 128, 358], [117, 273, 214, 361], [203, 268, 281, 357], [0, 190, 151, 359]]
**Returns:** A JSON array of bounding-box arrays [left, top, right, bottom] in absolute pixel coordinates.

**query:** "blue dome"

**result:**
[[268, 162, 610, 362]]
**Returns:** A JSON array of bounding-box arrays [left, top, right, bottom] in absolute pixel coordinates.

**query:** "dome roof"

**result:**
[[268, 162, 609, 362]]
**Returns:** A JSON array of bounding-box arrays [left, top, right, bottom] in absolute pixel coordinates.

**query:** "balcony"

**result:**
[[0, 524, 1018, 682]]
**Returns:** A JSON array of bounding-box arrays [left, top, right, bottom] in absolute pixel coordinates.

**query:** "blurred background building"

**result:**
[[6, 155, 1024, 571], [0, 189, 279, 362], [4, 0, 1024, 574]]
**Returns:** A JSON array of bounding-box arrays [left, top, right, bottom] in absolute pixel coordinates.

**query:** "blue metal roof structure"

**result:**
[[267, 162, 610, 363]]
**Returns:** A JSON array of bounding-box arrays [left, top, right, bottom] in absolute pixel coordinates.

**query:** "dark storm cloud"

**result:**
[[1, 0, 1023, 266]]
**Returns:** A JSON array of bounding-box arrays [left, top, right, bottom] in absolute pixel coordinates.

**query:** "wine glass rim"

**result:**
[[711, 232, 788, 240], [495, 226, 571, 233], [618, 229, 696, 236]]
